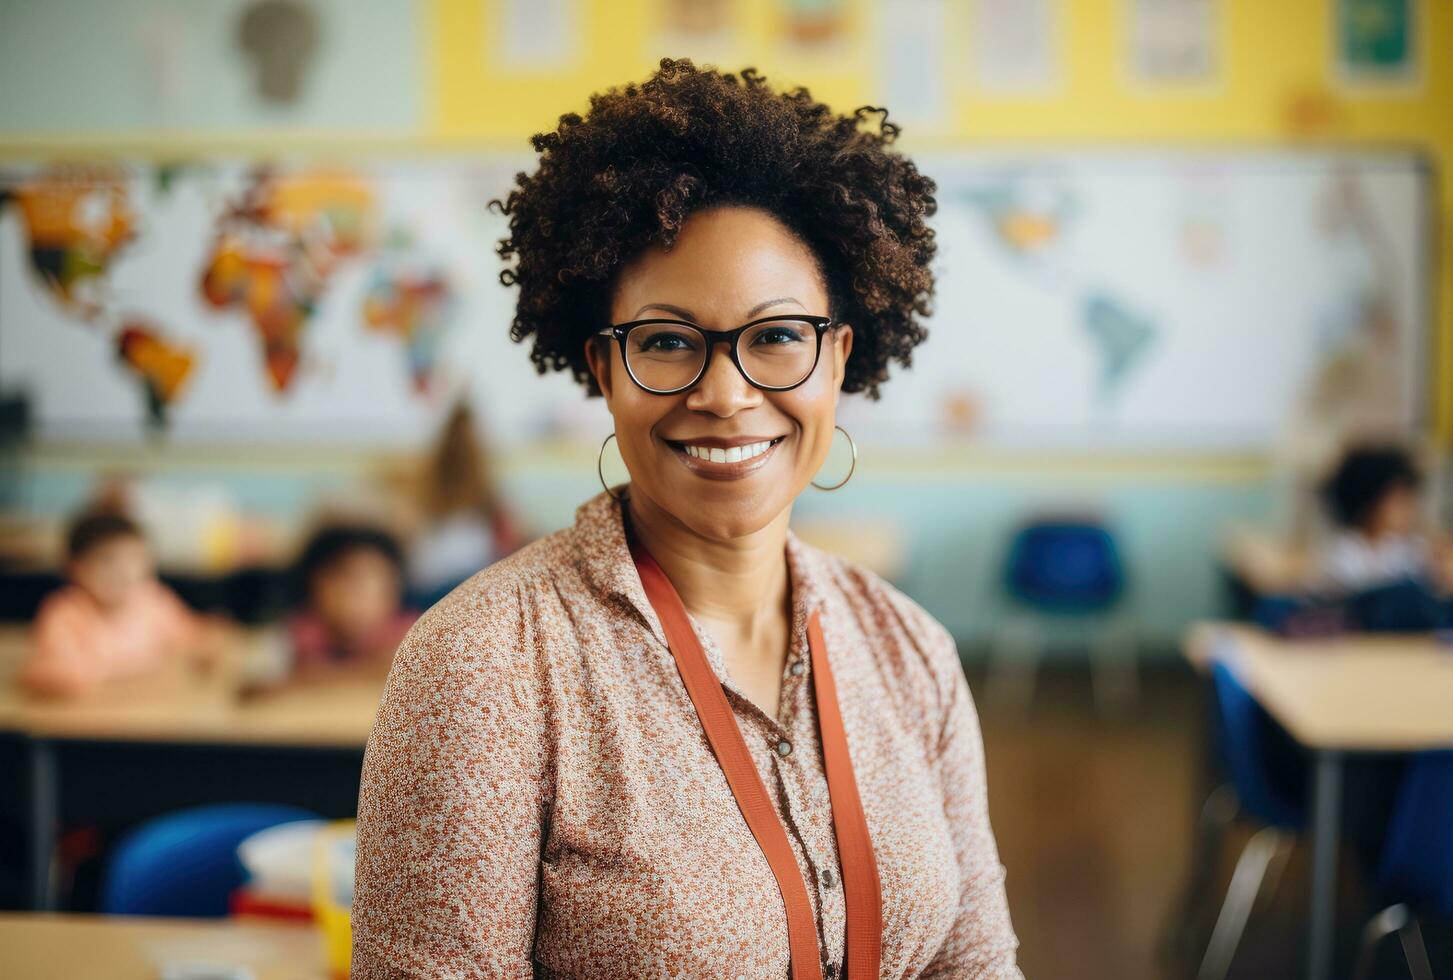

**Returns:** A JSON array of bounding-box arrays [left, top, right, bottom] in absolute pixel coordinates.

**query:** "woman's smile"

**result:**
[[663, 433, 789, 480]]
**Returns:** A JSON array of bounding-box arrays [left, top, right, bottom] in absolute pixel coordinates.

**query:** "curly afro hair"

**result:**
[[1320, 445, 1422, 530], [488, 57, 938, 400]]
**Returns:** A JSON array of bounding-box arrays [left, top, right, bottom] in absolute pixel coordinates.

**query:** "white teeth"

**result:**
[[681, 439, 777, 463]]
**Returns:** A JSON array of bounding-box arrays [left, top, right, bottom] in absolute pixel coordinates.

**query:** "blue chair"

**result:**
[[1195, 660, 1308, 980], [1252, 579, 1451, 638], [988, 517, 1135, 712], [1250, 593, 1348, 638], [99, 803, 320, 917], [1353, 750, 1453, 980], [1004, 521, 1125, 613], [1348, 578, 1449, 633]]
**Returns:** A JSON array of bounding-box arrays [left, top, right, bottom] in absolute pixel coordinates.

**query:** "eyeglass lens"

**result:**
[[624, 319, 820, 391]]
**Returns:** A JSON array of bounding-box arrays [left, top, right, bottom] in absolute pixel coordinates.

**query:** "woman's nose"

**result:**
[[685, 342, 761, 415]]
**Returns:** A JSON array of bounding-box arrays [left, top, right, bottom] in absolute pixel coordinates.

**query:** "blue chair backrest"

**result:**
[[1347, 578, 1449, 633], [1376, 750, 1453, 917], [1250, 594, 1348, 638], [1211, 660, 1304, 830], [100, 803, 321, 917], [1004, 521, 1125, 613]]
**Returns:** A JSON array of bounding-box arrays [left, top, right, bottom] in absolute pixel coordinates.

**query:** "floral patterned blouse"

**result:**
[[353, 488, 1021, 978]]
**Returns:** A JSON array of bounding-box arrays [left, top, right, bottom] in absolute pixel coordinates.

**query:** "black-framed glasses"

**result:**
[[596, 314, 835, 394]]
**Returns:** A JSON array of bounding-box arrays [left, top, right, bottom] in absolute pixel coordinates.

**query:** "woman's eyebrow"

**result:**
[[632, 297, 805, 321]]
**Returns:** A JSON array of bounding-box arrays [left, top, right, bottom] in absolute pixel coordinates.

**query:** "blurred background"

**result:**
[[0, 1, 1450, 978]]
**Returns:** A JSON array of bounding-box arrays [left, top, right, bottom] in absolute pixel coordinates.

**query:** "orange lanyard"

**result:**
[[627, 525, 883, 980]]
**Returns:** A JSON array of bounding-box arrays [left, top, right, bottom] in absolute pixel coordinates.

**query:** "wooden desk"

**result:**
[[1183, 622, 1453, 980], [0, 626, 383, 912], [1184, 622, 1453, 751], [0, 913, 328, 979], [0, 626, 383, 747], [1218, 523, 1314, 598]]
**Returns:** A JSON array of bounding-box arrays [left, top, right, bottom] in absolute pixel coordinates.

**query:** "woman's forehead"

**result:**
[[611, 208, 828, 320]]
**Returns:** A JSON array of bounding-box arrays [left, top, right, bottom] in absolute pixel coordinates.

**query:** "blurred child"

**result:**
[[404, 399, 528, 609], [20, 510, 217, 698], [1314, 445, 1453, 596], [285, 523, 419, 682]]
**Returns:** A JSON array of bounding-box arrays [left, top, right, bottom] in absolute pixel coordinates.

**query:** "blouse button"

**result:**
[[824, 961, 839, 979], [775, 739, 793, 757], [821, 867, 835, 888], [788, 660, 805, 677]]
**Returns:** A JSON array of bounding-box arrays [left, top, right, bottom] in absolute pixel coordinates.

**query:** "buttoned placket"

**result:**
[[604, 500, 847, 973], [684, 603, 846, 971]]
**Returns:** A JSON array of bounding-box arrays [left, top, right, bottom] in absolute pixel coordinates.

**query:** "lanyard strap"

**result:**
[[627, 529, 882, 980]]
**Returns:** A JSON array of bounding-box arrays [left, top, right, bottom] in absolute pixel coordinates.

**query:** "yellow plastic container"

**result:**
[[311, 819, 356, 979]]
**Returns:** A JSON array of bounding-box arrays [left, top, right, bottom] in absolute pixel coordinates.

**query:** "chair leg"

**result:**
[[1353, 904, 1410, 980], [1398, 915, 1434, 980], [987, 614, 1041, 710], [1089, 613, 1139, 716], [1159, 783, 1239, 970], [1251, 832, 1295, 917], [1197, 826, 1287, 980]]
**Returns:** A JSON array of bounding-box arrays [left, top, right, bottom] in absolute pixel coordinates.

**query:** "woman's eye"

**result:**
[[754, 327, 803, 345], [639, 333, 693, 352]]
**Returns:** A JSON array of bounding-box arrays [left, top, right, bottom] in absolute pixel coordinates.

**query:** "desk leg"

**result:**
[[27, 739, 57, 911], [1308, 750, 1343, 980]]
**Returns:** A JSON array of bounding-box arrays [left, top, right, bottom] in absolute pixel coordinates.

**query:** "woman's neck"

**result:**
[[625, 489, 791, 628]]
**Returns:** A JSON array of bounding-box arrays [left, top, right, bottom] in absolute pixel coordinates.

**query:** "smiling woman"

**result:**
[[351, 57, 1022, 979], [586, 204, 851, 541]]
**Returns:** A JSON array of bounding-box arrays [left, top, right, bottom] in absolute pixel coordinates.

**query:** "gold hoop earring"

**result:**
[[597, 433, 628, 502], [811, 424, 857, 491]]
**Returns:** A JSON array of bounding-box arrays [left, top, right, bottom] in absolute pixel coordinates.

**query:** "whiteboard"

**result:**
[[0, 150, 1432, 450]]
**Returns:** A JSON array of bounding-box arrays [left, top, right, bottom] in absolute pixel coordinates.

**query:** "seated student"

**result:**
[[19, 510, 217, 698], [284, 523, 419, 683], [403, 399, 528, 610], [1314, 444, 1453, 597]]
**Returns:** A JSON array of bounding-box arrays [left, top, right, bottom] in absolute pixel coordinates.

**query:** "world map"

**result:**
[[958, 180, 1159, 408], [1, 163, 458, 429]]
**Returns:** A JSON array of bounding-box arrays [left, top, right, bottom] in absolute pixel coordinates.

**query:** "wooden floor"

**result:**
[[970, 663, 1453, 980], [970, 664, 1206, 980]]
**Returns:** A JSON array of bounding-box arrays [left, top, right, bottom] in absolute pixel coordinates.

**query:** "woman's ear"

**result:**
[[584, 336, 615, 403], [830, 324, 854, 389]]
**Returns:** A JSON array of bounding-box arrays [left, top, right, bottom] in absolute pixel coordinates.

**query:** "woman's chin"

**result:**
[[655, 479, 791, 541]]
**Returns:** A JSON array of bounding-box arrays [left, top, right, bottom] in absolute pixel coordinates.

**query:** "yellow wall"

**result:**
[[429, 0, 1453, 443]]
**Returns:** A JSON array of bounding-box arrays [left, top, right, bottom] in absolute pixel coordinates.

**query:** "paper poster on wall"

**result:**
[[1335, 0, 1419, 88], [495, 0, 581, 71], [648, 0, 742, 63], [773, 0, 849, 49], [1127, 0, 1217, 85], [879, 0, 949, 128], [969, 0, 1058, 93]]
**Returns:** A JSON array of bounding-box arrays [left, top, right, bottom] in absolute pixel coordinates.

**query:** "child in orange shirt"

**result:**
[[20, 511, 214, 698]]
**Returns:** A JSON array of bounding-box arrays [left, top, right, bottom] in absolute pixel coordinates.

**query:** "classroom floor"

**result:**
[[971, 663, 1204, 980], [971, 662, 1452, 980]]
